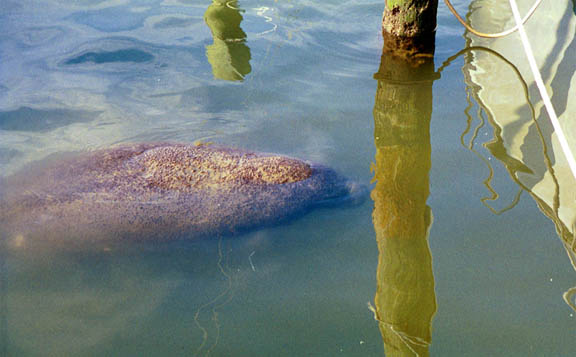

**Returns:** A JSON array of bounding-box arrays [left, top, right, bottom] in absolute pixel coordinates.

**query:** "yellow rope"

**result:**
[[444, 0, 543, 38]]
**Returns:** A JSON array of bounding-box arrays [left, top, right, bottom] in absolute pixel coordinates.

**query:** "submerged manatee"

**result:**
[[0, 143, 362, 250]]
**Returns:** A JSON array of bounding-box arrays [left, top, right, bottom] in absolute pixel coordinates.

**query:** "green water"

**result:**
[[1, 0, 575, 355]]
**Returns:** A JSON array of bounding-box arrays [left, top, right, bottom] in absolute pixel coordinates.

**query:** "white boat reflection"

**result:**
[[462, 0, 576, 309]]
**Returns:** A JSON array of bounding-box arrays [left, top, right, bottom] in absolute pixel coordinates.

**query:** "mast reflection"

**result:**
[[204, 0, 251, 81], [371, 33, 439, 356]]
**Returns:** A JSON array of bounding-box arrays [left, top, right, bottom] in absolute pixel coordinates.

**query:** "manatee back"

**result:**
[[0, 143, 357, 250]]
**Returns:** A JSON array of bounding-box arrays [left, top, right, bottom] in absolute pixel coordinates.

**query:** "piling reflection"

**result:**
[[371, 33, 439, 356], [204, 0, 251, 81]]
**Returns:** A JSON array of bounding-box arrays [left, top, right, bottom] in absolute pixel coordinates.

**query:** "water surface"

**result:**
[[1, 0, 575, 355]]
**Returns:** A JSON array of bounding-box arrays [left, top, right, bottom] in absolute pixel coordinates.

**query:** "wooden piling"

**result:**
[[382, 0, 438, 38]]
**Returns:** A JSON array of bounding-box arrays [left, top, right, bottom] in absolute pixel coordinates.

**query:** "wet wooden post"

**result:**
[[382, 0, 438, 39]]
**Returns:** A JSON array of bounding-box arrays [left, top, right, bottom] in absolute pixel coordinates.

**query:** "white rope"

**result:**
[[508, 0, 576, 182]]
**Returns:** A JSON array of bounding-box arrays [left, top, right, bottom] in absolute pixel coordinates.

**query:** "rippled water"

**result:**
[[1, 0, 576, 355]]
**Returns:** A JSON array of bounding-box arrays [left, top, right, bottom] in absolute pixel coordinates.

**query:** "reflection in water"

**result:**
[[460, 45, 576, 311], [0, 107, 101, 132], [438, 47, 532, 216], [461, 0, 576, 310], [371, 34, 438, 356], [204, 0, 251, 81]]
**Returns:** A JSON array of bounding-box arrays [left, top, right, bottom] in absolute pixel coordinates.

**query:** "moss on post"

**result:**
[[382, 0, 438, 58], [383, 0, 438, 37]]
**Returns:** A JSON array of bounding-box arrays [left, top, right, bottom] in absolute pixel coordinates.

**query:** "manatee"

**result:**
[[0, 142, 363, 250]]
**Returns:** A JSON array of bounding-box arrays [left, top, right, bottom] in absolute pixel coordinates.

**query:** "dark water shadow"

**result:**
[[64, 48, 154, 65], [0, 107, 102, 132], [56, 37, 201, 76]]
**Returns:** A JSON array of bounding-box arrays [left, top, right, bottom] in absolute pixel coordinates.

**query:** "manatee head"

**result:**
[[299, 164, 367, 209], [0, 143, 366, 250]]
